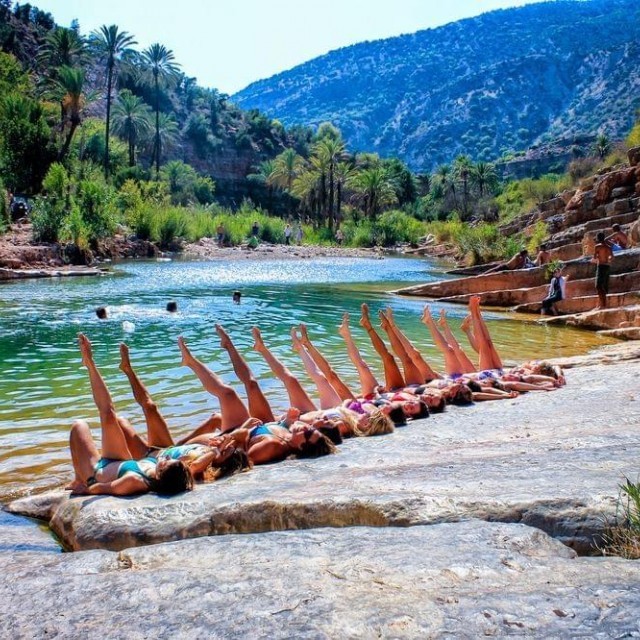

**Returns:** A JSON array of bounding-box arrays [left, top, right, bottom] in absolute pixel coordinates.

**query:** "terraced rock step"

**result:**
[[514, 291, 640, 315], [543, 304, 640, 332]]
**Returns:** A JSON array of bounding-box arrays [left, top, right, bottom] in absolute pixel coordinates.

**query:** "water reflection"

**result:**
[[0, 257, 614, 500]]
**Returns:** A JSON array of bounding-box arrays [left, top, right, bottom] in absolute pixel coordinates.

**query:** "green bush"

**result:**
[[75, 180, 118, 241], [60, 204, 90, 250], [526, 220, 549, 255]]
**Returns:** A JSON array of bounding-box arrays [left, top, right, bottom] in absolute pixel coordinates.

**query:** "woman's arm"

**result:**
[[247, 439, 289, 465], [74, 475, 148, 496]]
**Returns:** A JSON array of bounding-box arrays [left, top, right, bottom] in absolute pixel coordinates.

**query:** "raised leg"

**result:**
[[78, 333, 132, 460], [178, 336, 250, 432], [337, 313, 381, 396], [299, 323, 354, 401], [252, 327, 317, 413], [379, 310, 423, 384], [460, 315, 479, 355], [419, 307, 465, 377], [382, 307, 440, 382], [216, 324, 274, 423], [291, 328, 342, 410], [119, 343, 174, 449], [469, 296, 503, 370], [360, 304, 405, 390], [68, 419, 100, 488], [437, 309, 476, 373]]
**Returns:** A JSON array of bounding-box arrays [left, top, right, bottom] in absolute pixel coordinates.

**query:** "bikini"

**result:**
[[88, 456, 157, 486], [249, 422, 289, 438]]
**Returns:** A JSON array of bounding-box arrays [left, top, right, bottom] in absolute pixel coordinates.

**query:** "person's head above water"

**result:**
[[95, 306, 108, 320], [166, 301, 178, 313], [232, 291, 242, 304]]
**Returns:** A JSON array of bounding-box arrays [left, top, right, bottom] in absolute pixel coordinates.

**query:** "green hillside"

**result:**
[[233, 0, 640, 171]]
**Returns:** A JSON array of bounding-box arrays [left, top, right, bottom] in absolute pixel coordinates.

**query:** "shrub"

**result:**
[[526, 221, 549, 255], [60, 204, 90, 250], [76, 180, 118, 241], [31, 163, 70, 242], [600, 478, 640, 559]]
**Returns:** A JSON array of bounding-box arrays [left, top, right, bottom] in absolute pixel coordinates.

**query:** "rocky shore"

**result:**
[[3, 342, 640, 636]]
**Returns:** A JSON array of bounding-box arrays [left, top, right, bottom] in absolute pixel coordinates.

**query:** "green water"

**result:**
[[0, 256, 615, 500]]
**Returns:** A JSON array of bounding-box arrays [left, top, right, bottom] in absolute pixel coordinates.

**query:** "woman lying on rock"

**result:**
[[67, 334, 194, 496], [178, 332, 337, 464], [117, 342, 250, 482], [251, 325, 396, 435]]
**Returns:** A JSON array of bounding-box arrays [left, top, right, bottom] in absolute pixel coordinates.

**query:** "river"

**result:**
[[0, 256, 614, 501]]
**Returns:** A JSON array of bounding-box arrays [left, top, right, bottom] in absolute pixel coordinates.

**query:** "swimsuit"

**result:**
[[346, 400, 366, 414], [249, 422, 289, 438], [158, 444, 205, 460], [88, 456, 157, 486], [595, 264, 611, 293]]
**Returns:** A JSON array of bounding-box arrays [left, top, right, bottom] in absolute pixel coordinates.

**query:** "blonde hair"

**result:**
[[361, 409, 395, 437], [337, 407, 359, 437]]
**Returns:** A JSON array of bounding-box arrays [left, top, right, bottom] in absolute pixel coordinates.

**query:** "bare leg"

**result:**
[[360, 304, 405, 390], [291, 328, 342, 410], [461, 315, 479, 355], [68, 419, 100, 489], [379, 310, 423, 384], [216, 324, 274, 423], [337, 313, 381, 396], [252, 327, 317, 413], [383, 307, 440, 382], [178, 336, 250, 432], [469, 297, 503, 370], [437, 309, 476, 374], [119, 343, 174, 449], [419, 307, 465, 377], [299, 323, 354, 401], [78, 333, 132, 460]]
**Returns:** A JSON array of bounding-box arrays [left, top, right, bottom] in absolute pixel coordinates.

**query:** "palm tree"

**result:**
[[111, 90, 152, 166], [38, 27, 87, 71], [454, 155, 473, 219], [348, 166, 397, 220], [334, 160, 356, 226], [471, 162, 498, 198], [436, 163, 457, 212], [291, 169, 320, 220], [54, 66, 87, 161], [594, 133, 611, 160], [91, 25, 137, 178], [313, 137, 346, 230], [155, 112, 180, 160], [271, 148, 305, 215], [247, 159, 277, 209], [140, 43, 181, 176]]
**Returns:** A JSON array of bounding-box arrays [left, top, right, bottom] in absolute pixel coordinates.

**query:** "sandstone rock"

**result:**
[[8, 361, 640, 554], [2, 521, 640, 638], [627, 146, 640, 166], [559, 189, 576, 205], [605, 199, 631, 215], [611, 186, 634, 199], [565, 189, 588, 211], [594, 167, 637, 206]]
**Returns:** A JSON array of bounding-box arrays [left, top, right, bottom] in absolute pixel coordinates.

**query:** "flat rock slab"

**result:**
[[8, 352, 640, 552], [2, 521, 640, 638]]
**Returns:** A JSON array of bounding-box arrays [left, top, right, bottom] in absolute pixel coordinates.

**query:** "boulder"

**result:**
[[593, 167, 637, 205], [627, 146, 640, 166]]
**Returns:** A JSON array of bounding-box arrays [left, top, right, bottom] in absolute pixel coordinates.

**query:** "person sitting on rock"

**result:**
[[540, 264, 565, 316], [67, 334, 194, 496], [534, 243, 551, 266], [606, 224, 628, 251]]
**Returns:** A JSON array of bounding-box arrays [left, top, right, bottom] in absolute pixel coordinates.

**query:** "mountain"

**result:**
[[233, 0, 640, 172]]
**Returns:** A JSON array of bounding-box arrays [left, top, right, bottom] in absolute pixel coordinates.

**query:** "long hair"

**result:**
[[296, 432, 337, 458], [150, 460, 193, 495], [356, 409, 395, 436], [203, 448, 252, 482]]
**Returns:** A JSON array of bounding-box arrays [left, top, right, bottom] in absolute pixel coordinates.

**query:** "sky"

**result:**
[[32, 0, 546, 95]]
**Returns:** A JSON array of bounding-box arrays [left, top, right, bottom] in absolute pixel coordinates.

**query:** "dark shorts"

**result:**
[[595, 264, 610, 293]]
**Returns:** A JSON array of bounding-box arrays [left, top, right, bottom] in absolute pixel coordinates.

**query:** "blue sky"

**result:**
[[33, 0, 546, 94]]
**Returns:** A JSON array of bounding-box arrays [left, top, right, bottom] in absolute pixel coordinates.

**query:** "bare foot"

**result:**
[[437, 308, 447, 328], [290, 327, 303, 352], [469, 295, 482, 310], [360, 303, 372, 330], [385, 307, 395, 321], [215, 324, 231, 350], [119, 343, 132, 373], [177, 336, 192, 367], [65, 479, 86, 492], [78, 333, 93, 367], [421, 305, 433, 325], [378, 309, 391, 331], [298, 323, 310, 346], [337, 313, 350, 339], [461, 315, 472, 332], [251, 327, 265, 353]]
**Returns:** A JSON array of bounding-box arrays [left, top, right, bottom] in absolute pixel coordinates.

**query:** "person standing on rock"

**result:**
[[216, 223, 225, 248], [284, 223, 292, 245], [592, 231, 613, 309], [251, 221, 260, 238]]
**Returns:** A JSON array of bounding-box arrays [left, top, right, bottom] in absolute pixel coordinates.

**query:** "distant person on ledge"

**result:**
[[486, 249, 533, 273], [606, 224, 628, 252], [592, 231, 613, 309]]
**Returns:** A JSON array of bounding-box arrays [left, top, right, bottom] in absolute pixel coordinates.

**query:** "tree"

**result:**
[[313, 136, 346, 230], [453, 155, 473, 219], [471, 162, 498, 198], [91, 25, 137, 179], [594, 133, 611, 160], [54, 65, 88, 161], [270, 148, 305, 215], [348, 166, 397, 220], [38, 26, 87, 72], [140, 43, 180, 176], [111, 90, 152, 167]]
